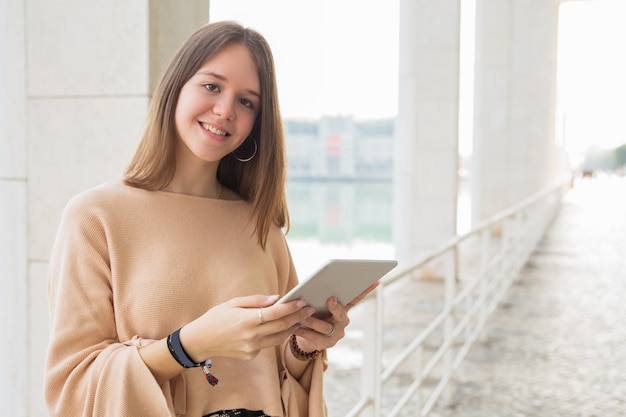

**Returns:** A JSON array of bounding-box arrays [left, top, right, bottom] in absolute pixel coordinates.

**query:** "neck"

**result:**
[[165, 172, 222, 198], [165, 163, 221, 199], [166, 142, 224, 198]]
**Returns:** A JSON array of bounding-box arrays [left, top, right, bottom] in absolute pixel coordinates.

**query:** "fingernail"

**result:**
[[307, 307, 316, 316], [266, 295, 279, 302], [296, 299, 308, 308]]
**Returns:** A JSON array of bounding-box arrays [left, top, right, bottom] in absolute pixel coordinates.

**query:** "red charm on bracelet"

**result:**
[[202, 359, 219, 386]]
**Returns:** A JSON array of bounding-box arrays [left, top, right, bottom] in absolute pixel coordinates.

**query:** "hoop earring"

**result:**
[[233, 137, 257, 162]]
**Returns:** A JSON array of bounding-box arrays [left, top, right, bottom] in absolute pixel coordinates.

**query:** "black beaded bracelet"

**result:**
[[167, 328, 202, 368]]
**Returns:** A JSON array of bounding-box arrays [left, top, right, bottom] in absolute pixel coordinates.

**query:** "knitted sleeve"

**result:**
[[44, 193, 175, 417]]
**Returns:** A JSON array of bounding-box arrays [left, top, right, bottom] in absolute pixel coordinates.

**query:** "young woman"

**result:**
[[44, 21, 375, 417]]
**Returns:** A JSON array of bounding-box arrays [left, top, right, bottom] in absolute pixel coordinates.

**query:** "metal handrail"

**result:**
[[344, 181, 568, 416]]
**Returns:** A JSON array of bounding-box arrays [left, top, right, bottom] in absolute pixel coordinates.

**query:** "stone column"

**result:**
[[394, 0, 461, 264], [471, 0, 513, 223], [508, 0, 560, 200], [0, 0, 28, 415], [472, 0, 560, 223], [0, 1, 208, 414]]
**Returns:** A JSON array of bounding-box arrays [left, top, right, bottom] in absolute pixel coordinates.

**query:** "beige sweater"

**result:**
[[45, 181, 327, 417]]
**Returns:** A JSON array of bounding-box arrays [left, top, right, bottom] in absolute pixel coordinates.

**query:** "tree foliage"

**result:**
[[581, 143, 626, 171]]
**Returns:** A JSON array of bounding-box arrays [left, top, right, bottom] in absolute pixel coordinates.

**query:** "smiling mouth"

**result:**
[[201, 123, 230, 136]]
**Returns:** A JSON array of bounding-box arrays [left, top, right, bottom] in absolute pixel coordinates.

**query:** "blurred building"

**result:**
[[285, 116, 394, 181]]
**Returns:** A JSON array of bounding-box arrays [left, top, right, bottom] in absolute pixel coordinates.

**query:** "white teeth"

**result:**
[[202, 123, 227, 136]]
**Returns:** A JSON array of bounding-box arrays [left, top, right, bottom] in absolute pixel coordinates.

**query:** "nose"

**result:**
[[213, 95, 235, 120]]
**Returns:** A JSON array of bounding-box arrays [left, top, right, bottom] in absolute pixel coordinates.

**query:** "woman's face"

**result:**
[[174, 42, 261, 165]]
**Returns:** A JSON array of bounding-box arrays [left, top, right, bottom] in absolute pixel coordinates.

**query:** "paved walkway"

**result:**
[[325, 176, 626, 417]]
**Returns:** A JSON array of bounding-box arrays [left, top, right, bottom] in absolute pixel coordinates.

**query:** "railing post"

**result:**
[[478, 228, 490, 343], [414, 345, 423, 415], [360, 286, 382, 417], [442, 249, 456, 404]]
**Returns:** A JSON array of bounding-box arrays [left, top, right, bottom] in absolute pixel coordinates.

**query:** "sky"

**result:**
[[209, 0, 626, 159], [557, 0, 626, 161]]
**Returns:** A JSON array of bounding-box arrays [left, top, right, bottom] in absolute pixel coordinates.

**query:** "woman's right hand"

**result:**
[[179, 294, 316, 362]]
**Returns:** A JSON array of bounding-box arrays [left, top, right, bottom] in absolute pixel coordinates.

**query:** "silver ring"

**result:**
[[323, 322, 335, 337], [258, 308, 266, 324]]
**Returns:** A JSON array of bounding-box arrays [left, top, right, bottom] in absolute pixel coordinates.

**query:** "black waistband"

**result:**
[[203, 409, 268, 417]]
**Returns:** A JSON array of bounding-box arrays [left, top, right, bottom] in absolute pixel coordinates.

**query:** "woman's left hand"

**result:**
[[292, 281, 379, 351]]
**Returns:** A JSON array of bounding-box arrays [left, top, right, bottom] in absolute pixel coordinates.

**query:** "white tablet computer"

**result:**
[[278, 259, 397, 318]]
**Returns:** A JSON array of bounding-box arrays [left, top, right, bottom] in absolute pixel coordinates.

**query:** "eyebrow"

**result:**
[[197, 70, 261, 99]]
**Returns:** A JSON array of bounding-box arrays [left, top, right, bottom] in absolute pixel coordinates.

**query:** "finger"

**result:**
[[326, 297, 349, 323], [298, 309, 343, 339], [257, 324, 304, 351], [293, 320, 343, 351], [321, 321, 336, 337], [259, 299, 311, 323], [327, 297, 340, 312], [231, 294, 281, 309], [257, 307, 267, 325], [296, 298, 344, 332], [256, 304, 316, 342]]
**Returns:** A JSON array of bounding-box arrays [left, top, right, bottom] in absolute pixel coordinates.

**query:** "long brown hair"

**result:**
[[125, 21, 289, 248]]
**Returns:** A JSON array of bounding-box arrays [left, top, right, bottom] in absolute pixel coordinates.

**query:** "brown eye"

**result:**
[[203, 83, 219, 92], [239, 97, 254, 109]]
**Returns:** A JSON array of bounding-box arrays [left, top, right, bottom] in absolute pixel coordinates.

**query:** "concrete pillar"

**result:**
[[472, 0, 560, 223], [394, 0, 461, 264], [1, 1, 208, 414], [0, 0, 28, 415], [508, 0, 560, 200], [471, 0, 513, 223]]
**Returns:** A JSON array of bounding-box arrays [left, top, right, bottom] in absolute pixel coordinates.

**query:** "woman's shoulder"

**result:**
[[66, 180, 136, 209], [61, 181, 159, 224]]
